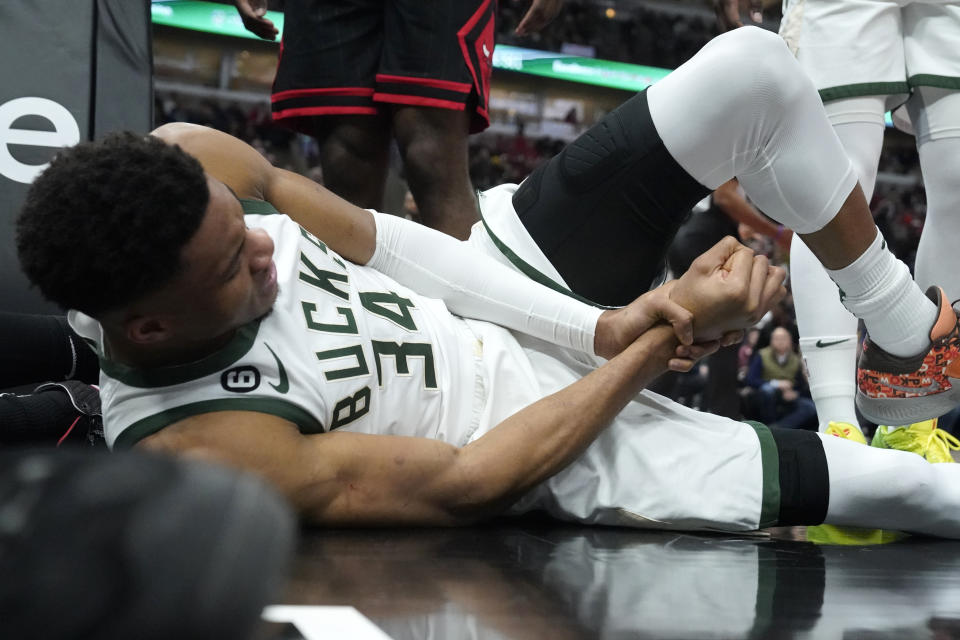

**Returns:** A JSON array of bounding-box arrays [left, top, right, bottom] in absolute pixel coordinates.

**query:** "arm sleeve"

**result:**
[[366, 211, 605, 356]]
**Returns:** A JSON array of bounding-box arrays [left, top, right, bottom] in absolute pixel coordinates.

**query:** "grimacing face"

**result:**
[[155, 175, 278, 343]]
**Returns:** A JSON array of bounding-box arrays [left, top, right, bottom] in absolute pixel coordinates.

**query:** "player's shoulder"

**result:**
[[150, 121, 214, 147], [137, 409, 301, 456]]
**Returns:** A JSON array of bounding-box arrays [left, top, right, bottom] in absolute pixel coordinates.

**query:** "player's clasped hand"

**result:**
[[593, 281, 696, 362], [670, 236, 787, 343], [593, 236, 785, 371]]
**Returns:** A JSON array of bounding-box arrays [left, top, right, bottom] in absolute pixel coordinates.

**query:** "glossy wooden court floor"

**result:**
[[258, 520, 960, 639]]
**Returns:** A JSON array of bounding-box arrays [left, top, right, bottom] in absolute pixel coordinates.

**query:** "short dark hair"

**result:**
[[16, 132, 210, 316]]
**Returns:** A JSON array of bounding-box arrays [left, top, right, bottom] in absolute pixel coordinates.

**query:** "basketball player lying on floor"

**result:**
[[18, 28, 960, 536]]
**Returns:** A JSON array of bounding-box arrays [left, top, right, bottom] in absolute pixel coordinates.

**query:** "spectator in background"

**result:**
[[738, 327, 760, 381], [745, 327, 818, 430], [233, 0, 563, 239]]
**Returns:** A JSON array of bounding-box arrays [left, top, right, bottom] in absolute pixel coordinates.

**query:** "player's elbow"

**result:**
[[433, 451, 522, 524]]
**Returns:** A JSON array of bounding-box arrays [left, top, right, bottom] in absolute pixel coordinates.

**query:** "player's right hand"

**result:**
[[234, 0, 278, 41], [713, 0, 764, 32], [669, 236, 786, 342]]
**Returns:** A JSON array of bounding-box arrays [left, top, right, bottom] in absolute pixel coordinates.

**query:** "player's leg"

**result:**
[[819, 431, 960, 537], [791, 97, 886, 434], [392, 107, 479, 240], [781, 0, 901, 426], [270, 0, 391, 209], [510, 88, 711, 307], [910, 88, 960, 298], [646, 27, 958, 425], [904, 0, 960, 298], [313, 114, 392, 210], [378, 0, 491, 239]]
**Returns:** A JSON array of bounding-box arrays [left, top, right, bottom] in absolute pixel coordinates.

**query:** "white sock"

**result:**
[[792, 238, 860, 431], [826, 229, 937, 357], [799, 337, 859, 431]]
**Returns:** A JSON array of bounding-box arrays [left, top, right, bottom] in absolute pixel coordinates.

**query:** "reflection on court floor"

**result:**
[[256, 523, 960, 639]]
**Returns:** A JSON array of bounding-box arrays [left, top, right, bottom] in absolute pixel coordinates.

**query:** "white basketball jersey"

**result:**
[[69, 200, 539, 449]]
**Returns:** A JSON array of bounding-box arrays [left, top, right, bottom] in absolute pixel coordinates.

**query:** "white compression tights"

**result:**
[[647, 27, 858, 235], [819, 432, 960, 538]]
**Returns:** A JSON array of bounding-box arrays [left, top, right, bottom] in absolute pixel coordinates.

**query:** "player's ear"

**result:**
[[125, 314, 173, 345]]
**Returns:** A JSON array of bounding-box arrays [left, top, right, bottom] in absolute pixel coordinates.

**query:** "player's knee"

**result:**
[[709, 27, 802, 105], [401, 135, 464, 188]]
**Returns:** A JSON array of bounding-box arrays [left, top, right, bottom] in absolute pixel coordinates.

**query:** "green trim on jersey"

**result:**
[[113, 397, 325, 449], [99, 319, 261, 388], [240, 198, 281, 215], [818, 81, 909, 103], [744, 421, 780, 528], [479, 214, 615, 310], [908, 74, 960, 91]]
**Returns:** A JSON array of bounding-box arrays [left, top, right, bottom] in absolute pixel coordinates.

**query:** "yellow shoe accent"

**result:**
[[806, 524, 906, 546], [871, 418, 960, 463], [824, 421, 867, 445]]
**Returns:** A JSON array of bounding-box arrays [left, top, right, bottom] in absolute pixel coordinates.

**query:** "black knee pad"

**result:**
[[512, 90, 710, 307], [768, 427, 829, 526]]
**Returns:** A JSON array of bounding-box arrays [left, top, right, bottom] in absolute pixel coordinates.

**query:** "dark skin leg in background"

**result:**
[[313, 108, 480, 240], [393, 106, 480, 240], [314, 114, 392, 211]]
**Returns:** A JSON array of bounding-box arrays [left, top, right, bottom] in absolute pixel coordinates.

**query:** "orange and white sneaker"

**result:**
[[856, 286, 960, 426]]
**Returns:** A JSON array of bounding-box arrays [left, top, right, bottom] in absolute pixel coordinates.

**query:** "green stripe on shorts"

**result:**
[[745, 420, 780, 528], [818, 81, 909, 103], [908, 74, 960, 91]]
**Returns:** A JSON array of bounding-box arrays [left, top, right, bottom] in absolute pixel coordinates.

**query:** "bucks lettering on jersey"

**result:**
[[70, 200, 486, 449]]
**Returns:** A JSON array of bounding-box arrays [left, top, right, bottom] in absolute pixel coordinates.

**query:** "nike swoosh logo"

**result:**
[[816, 338, 852, 348], [265, 343, 289, 394], [885, 379, 943, 394]]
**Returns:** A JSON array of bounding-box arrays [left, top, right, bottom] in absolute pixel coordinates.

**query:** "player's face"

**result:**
[[169, 176, 278, 341]]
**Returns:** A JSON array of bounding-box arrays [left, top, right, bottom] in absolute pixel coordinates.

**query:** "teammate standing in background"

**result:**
[[717, 0, 960, 461], [233, 0, 563, 239]]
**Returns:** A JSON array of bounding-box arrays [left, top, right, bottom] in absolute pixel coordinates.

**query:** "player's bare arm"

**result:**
[[140, 323, 688, 526], [151, 123, 379, 266]]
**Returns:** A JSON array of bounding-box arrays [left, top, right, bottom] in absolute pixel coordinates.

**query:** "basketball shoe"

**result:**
[[823, 421, 867, 445], [856, 286, 960, 426], [870, 418, 960, 463]]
